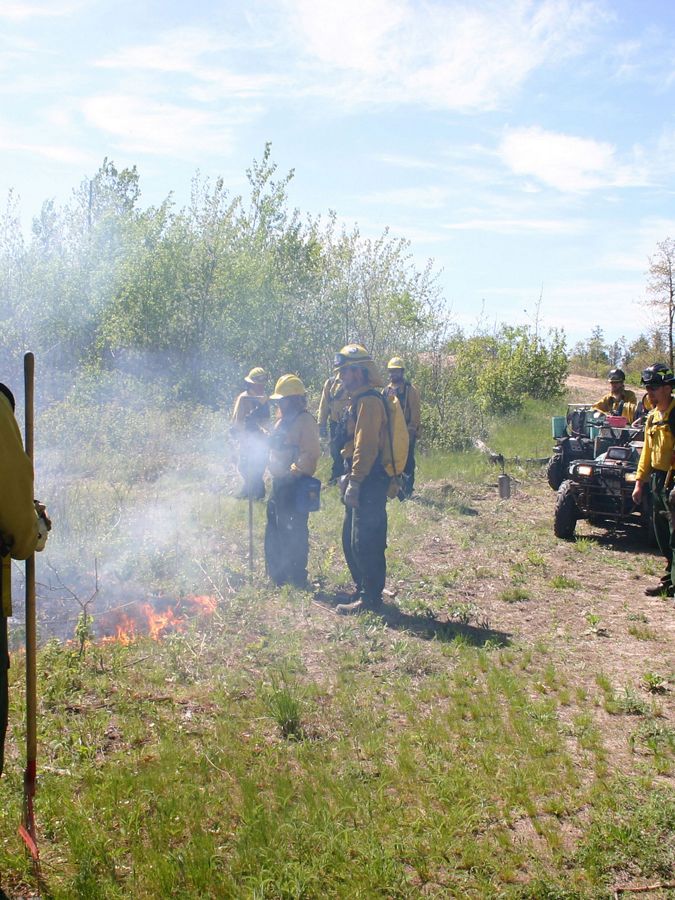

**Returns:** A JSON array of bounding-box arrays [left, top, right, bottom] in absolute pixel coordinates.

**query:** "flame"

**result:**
[[188, 594, 218, 615], [102, 614, 137, 645], [99, 594, 218, 644], [142, 603, 184, 641]]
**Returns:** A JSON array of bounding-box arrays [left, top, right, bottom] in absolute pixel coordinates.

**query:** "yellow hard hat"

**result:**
[[387, 357, 405, 370], [333, 344, 372, 370], [270, 374, 306, 399], [244, 367, 267, 385]]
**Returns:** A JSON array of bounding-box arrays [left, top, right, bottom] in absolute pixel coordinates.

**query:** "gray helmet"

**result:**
[[640, 363, 675, 386], [608, 368, 625, 382]]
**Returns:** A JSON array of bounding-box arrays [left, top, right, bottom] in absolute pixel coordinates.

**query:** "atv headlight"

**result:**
[[624, 472, 637, 482], [576, 464, 593, 476]]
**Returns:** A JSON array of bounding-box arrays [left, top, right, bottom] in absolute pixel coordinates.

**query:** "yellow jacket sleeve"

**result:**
[[636, 417, 654, 482], [350, 395, 386, 482], [290, 415, 321, 477], [317, 379, 331, 428], [232, 392, 247, 427], [593, 390, 638, 414], [407, 384, 421, 434], [0, 394, 38, 561], [593, 394, 612, 413]]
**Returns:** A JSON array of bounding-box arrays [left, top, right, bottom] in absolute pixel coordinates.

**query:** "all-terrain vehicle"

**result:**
[[546, 404, 599, 490], [553, 422, 654, 543]]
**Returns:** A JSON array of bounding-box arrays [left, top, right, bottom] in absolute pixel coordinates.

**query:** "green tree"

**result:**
[[646, 238, 675, 368]]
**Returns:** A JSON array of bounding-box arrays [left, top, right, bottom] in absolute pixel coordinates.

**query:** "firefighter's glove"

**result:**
[[343, 480, 360, 509], [668, 486, 675, 510], [319, 424, 328, 439], [34, 499, 51, 552], [338, 474, 350, 496]]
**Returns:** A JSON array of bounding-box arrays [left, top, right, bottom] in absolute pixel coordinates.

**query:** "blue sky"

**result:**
[[2, 0, 675, 345]]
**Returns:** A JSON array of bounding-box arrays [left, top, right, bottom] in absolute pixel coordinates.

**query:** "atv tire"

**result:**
[[554, 479, 579, 540], [546, 454, 565, 491]]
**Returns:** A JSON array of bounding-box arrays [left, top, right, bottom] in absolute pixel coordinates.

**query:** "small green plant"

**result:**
[[550, 574, 579, 589], [642, 672, 667, 694], [595, 672, 613, 693], [574, 537, 593, 554], [500, 587, 530, 603], [526, 550, 546, 567], [607, 687, 649, 716], [447, 602, 477, 625], [585, 613, 608, 636], [75, 610, 95, 659], [627, 611, 648, 623], [628, 624, 659, 641], [263, 670, 304, 740], [629, 720, 675, 756]]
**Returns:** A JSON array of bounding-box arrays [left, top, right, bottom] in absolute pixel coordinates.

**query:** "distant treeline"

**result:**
[[569, 326, 672, 382], [0, 146, 567, 449]]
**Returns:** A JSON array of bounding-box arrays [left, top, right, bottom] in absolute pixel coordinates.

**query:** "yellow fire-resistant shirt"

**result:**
[[341, 385, 389, 483], [0, 393, 39, 616], [593, 389, 637, 414], [231, 391, 270, 432], [268, 409, 320, 479], [386, 380, 421, 435], [636, 397, 675, 482], [317, 376, 350, 427]]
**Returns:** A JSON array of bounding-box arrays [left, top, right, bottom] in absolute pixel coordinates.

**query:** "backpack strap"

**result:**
[[667, 405, 675, 438]]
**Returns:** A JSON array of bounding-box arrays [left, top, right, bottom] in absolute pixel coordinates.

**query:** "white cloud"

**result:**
[[374, 153, 440, 171], [88, 1, 608, 120], [498, 126, 648, 192], [0, 1, 86, 19], [96, 28, 234, 75], [281, 0, 607, 111], [443, 216, 587, 235], [95, 26, 287, 101], [360, 185, 451, 209], [0, 130, 90, 164], [80, 94, 241, 158]]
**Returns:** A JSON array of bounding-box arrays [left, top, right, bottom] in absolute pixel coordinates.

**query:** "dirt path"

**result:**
[[368, 475, 675, 776], [566, 371, 643, 404]]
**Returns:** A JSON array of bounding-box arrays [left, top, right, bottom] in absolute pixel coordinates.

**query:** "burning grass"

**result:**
[[98, 594, 219, 645]]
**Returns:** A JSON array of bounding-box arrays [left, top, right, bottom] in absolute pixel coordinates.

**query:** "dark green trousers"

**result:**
[[265, 478, 310, 587], [328, 422, 345, 481], [342, 468, 389, 606], [402, 434, 416, 498], [651, 471, 675, 584], [0, 616, 8, 776]]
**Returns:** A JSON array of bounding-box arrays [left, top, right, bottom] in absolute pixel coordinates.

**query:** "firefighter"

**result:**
[[332, 345, 391, 614], [317, 373, 350, 483], [385, 357, 421, 499], [265, 375, 320, 589], [593, 368, 637, 419], [231, 367, 270, 500], [1, 383, 49, 775], [632, 363, 675, 597]]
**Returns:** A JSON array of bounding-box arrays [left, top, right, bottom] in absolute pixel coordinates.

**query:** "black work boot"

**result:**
[[363, 594, 383, 613], [645, 577, 674, 596], [336, 598, 366, 615]]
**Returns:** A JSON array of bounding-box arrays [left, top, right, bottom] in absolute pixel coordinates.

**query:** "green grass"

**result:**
[[1, 399, 674, 897], [488, 397, 561, 460], [2, 591, 673, 897]]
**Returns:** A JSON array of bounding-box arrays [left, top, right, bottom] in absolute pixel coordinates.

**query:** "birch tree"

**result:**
[[646, 238, 675, 368]]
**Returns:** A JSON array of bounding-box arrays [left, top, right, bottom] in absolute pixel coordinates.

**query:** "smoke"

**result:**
[[6, 348, 261, 645]]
